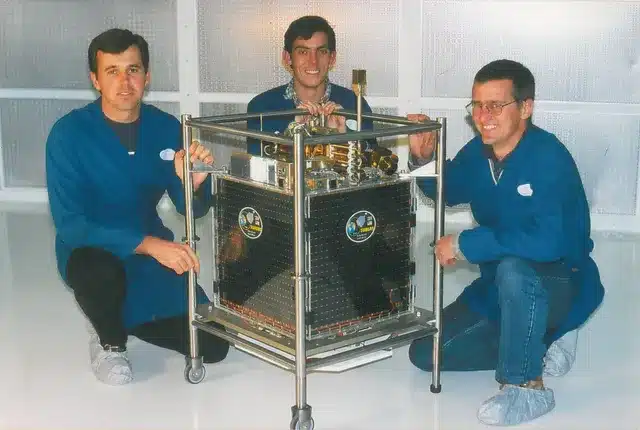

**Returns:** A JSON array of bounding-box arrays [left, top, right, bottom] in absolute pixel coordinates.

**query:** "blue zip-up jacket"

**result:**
[[418, 125, 604, 343], [45, 99, 210, 329]]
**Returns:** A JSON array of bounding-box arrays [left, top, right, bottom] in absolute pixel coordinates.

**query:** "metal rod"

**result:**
[[293, 130, 308, 408], [188, 119, 293, 146], [356, 94, 362, 131], [186, 115, 440, 147], [333, 110, 439, 126], [188, 109, 440, 127], [181, 114, 200, 361], [431, 117, 447, 393], [191, 109, 305, 123]]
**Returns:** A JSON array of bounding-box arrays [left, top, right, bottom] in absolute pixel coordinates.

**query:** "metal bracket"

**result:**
[[182, 235, 200, 243], [291, 274, 309, 300], [190, 162, 229, 175]]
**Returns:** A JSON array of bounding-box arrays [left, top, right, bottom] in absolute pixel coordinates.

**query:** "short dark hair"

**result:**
[[284, 16, 336, 54], [474, 59, 535, 101], [88, 28, 149, 74]]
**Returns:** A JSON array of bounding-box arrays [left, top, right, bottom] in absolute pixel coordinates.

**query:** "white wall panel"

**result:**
[[0, 99, 88, 187], [419, 108, 476, 161], [421, 1, 640, 103], [150, 101, 181, 120], [534, 112, 639, 215], [0, 99, 179, 188], [369, 106, 403, 152], [371, 106, 398, 117], [0, 0, 179, 91], [197, 0, 400, 96], [199, 103, 249, 168]]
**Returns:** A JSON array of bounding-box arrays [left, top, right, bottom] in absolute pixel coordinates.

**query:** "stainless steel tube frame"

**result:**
[[185, 112, 441, 148], [356, 94, 363, 132], [191, 109, 433, 126], [181, 114, 202, 368], [431, 117, 447, 394], [292, 129, 312, 425]]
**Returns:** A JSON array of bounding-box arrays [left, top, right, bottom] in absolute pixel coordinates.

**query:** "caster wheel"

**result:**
[[184, 363, 206, 384], [292, 418, 314, 430]]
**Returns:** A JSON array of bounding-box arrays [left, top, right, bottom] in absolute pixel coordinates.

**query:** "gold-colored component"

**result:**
[[352, 69, 367, 96], [325, 144, 354, 166], [263, 113, 399, 177], [305, 144, 326, 158]]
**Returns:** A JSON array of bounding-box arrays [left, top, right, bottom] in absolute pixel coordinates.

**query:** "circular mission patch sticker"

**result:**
[[345, 210, 376, 243], [238, 207, 263, 239]]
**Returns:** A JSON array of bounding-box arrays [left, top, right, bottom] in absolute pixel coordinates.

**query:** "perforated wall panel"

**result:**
[[421, 1, 640, 103], [151, 102, 181, 120], [0, 99, 87, 187], [0, 0, 178, 91], [0, 99, 179, 187], [419, 109, 477, 161], [197, 0, 399, 96], [534, 112, 639, 216], [198, 103, 250, 168]]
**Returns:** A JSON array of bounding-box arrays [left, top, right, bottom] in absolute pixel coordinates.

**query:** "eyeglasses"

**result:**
[[465, 100, 518, 116]]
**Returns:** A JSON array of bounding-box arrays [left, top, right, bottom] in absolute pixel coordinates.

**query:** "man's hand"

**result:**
[[322, 101, 346, 132], [296, 101, 324, 118], [407, 113, 437, 161], [174, 140, 214, 191], [135, 236, 200, 275], [295, 101, 346, 133], [435, 234, 458, 267]]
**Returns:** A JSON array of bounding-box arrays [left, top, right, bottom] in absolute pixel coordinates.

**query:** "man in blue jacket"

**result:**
[[246, 15, 376, 153], [45, 28, 229, 385], [407, 59, 604, 426]]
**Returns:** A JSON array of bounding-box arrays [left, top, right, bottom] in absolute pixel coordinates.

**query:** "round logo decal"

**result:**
[[345, 210, 376, 243], [238, 207, 263, 239]]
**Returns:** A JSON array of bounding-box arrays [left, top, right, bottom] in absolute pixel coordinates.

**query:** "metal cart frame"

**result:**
[[179, 109, 447, 430]]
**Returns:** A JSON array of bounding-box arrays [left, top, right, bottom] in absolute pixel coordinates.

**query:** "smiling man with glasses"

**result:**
[[405, 59, 604, 426]]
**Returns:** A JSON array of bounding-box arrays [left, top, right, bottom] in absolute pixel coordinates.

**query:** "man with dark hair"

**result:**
[[45, 28, 229, 385], [88, 28, 150, 76], [246, 15, 376, 154], [406, 59, 604, 425]]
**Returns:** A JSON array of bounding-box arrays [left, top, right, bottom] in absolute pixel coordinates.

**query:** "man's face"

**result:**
[[470, 79, 532, 149], [283, 32, 336, 90], [90, 45, 149, 121]]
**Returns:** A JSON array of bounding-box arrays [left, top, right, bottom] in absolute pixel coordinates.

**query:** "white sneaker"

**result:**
[[543, 330, 578, 377], [88, 327, 133, 385]]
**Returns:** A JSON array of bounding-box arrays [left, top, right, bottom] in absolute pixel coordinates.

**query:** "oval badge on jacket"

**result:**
[[159, 148, 175, 161], [517, 183, 533, 197]]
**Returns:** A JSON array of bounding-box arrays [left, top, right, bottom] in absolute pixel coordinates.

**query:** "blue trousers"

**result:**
[[409, 257, 577, 385]]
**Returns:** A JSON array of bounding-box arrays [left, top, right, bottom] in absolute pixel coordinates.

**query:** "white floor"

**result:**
[[1, 201, 638, 430]]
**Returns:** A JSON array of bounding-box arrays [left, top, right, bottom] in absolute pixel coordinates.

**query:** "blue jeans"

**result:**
[[409, 257, 577, 385]]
